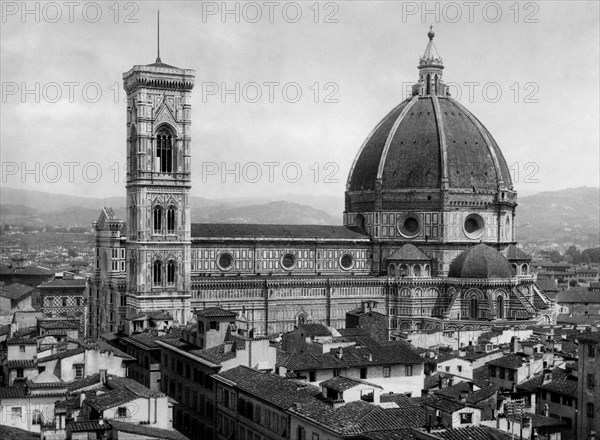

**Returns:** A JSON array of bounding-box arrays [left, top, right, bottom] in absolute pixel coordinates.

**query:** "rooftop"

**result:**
[[191, 223, 368, 240]]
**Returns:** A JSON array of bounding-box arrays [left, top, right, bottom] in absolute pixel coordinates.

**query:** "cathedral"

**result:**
[[89, 29, 552, 339]]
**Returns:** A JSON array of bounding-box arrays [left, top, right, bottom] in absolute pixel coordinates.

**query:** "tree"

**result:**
[[549, 250, 562, 263], [565, 246, 581, 264], [569, 279, 578, 287]]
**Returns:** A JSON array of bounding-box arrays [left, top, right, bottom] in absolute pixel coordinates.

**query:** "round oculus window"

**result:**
[[281, 253, 296, 270], [217, 252, 234, 271], [463, 213, 485, 239], [339, 253, 354, 270], [396, 213, 423, 238]]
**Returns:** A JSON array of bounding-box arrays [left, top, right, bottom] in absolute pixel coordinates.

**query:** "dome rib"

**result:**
[[449, 99, 504, 188], [376, 96, 419, 181], [346, 100, 410, 191], [432, 95, 449, 186]]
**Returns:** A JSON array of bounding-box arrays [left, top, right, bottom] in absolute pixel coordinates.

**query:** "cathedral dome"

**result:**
[[346, 30, 512, 195], [448, 244, 514, 279]]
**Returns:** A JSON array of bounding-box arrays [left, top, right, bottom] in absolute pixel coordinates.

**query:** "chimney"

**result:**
[[542, 369, 552, 385], [336, 347, 343, 359], [100, 369, 107, 385], [511, 336, 519, 354], [543, 403, 549, 417], [223, 341, 234, 353], [459, 391, 468, 402]]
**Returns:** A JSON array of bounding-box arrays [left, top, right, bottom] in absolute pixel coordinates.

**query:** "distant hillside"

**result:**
[[515, 187, 599, 244], [1, 187, 598, 244], [0, 187, 338, 227]]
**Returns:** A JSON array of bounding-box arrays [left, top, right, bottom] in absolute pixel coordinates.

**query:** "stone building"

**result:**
[[90, 29, 552, 340]]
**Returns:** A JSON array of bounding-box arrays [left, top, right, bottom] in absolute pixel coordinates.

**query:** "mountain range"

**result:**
[[1, 186, 598, 247]]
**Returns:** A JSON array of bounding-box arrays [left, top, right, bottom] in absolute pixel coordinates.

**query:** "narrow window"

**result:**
[[156, 128, 173, 173], [167, 261, 176, 284], [153, 206, 162, 233], [153, 260, 162, 285], [167, 207, 176, 233]]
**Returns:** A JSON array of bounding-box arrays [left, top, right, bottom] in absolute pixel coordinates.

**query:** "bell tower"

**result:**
[[122, 48, 195, 324]]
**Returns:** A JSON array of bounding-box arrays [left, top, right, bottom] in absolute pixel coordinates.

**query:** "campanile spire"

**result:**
[[156, 10, 161, 63]]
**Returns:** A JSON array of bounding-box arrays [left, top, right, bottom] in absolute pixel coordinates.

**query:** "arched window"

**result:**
[[389, 263, 396, 277], [153, 260, 162, 285], [167, 260, 176, 284], [153, 206, 162, 234], [354, 214, 366, 231], [426, 74, 431, 95], [434, 74, 438, 94], [399, 264, 408, 277], [167, 207, 176, 233], [521, 264, 528, 275], [413, 264, 422, 277], [496, 296, 504, 319], [156, 127, 174, 173], [470, 297, 478, 319], [62, 298, 68, 307], [424, 264, 430, 276]]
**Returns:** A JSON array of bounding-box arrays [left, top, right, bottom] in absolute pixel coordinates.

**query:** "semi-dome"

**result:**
[[448, 243, 514, 279], [346, 29, 512, 196]]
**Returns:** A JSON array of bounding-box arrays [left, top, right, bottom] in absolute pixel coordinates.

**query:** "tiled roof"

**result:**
[[39, 278, 86, 288], [190, 344, 237, 364], [6, 337, 36, 345], [472, 366, 490, 388], [191, 223, 369, 240], [68, 420, 111, 432], [423, 395, 477, 412], [0, 264, 54, 275], [195, 306, 237, 318], [0, 283, 34, 300], [39, 320, 80, 329], [380, 393, 422, 408], [321, 376, 382, 392], [67, 373, 101, 392], [0, 424, 41, 440], [0, 387, 27, 398], [337, 327, 371, 337], [84, 388, 136, 412], [387, 243, 430, 261], [108, 420, 188, 440], [280, 341, 423, 371], [38, 347, 85, 363], [6, 359, 36, 369], [297, 323, 332, 337], [215, 366, 321, 409], [428, 426, 514, 440], [542, 372, 577, 397], [125, 311, 173, 321], [486, 354, 527, 369], [463, 349, 503, 361]]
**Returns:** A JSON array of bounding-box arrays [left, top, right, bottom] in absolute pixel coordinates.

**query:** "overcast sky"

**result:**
[[1, 1, 599, 203]]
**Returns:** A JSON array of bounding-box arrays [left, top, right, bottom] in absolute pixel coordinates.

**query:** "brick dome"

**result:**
[[448, 244, 514, 279], [347, 96, 512, 192]]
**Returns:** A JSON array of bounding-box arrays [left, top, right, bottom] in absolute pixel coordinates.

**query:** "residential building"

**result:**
[[574, 332, 600, 440], [277, 340, 425, 396]]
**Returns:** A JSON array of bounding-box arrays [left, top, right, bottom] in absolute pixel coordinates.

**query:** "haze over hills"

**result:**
[[1, 186, 598, 247]]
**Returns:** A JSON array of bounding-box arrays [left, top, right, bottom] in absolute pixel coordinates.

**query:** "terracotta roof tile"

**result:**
[[191, 223, 368, 240]]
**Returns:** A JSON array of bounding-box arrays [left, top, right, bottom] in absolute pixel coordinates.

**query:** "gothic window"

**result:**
[[167, 260, 176, 284], [156, 127, 174, 173], [470, 297, 478, 319], [167, 207, 176, 233], [496, 296, 504, 319], [153, 260, 162, 285], [153, 206, 162, 233], [129, 125, 137, 173]]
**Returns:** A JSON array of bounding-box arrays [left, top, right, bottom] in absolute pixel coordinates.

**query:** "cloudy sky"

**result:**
[[1, 1, 599, 204]]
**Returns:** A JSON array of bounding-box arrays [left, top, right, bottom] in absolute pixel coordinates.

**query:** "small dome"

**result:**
[[449, 244, 514, 278]]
